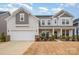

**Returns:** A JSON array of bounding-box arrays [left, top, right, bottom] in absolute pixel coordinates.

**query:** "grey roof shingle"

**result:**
[[74, 18, 79, 22]]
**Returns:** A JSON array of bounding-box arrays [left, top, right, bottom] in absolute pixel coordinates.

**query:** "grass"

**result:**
[[23, 42, 79, 55]]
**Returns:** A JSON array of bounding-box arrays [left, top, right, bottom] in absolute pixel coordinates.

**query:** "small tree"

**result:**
[[40, 32, 45, 41], [0, 32, 6, 42]]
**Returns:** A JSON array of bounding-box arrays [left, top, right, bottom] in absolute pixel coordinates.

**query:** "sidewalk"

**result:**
[[0, 41, 33, 55]]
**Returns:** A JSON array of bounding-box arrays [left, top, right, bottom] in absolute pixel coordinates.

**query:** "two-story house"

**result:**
[[36, 10, 76, 39], [5, 8, 77, 41]]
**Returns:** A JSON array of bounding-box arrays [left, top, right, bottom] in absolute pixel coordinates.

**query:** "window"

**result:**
[[66, 20, 69, 24], [48, 20, 51, 25], [20, 13, 24, 21], [55, 20, 56, 23], [39, 21, 41, 26], [62, 19, 65, 24], [42, 20, 45, 25], [62, 21, 65, 24], [54, 18, 57, 24]]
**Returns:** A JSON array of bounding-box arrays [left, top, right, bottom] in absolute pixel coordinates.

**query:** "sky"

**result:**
[[0, 3, 79, 18]]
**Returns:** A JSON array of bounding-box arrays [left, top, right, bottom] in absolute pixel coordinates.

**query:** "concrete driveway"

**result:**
[[0, 41, 33, 55]]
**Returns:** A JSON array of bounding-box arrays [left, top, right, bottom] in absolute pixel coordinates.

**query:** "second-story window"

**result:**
[[48, 20, 51, 25], [62, 19, 65, 24], [20, 13, 24, 22], [42, 20, 45, 25], [54, 19, 57, 24], [66, 20, 69, 24]]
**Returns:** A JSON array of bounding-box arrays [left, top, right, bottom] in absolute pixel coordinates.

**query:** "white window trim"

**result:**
[[20, 13, 24, 22], [62, 19, 65, 24], [48, 20, 51, 25], [42, 20, 45, 25], [66, 20, 69, 24]]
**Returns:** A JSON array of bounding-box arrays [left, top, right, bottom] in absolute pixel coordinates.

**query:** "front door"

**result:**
[[54, 31, 57, 39]]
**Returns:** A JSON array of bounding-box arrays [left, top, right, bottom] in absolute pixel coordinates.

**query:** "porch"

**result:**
[[38, 26, 76, 41]]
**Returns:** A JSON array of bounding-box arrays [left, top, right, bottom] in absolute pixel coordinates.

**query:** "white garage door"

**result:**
[[10, 30, 35, 41]]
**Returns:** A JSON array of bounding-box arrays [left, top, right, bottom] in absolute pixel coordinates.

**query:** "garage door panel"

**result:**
[[10, 31, 35, 41]]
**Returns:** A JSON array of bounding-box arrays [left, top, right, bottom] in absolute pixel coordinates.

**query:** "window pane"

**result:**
[[54, 18, 57, 24], [66, 20, 69, 24], [42, 20, 45, 25], [20, 13, 24, 21], [48, 20, 51, 25], [62, 19, 65, 24]]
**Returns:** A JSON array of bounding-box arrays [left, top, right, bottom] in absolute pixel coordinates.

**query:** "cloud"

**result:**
[[19, 3, 32, 10], [32, 7, 51, 15], [7, 4, 14, 8], [0, 3, 32, 14], [59, 3, 65, 8], [38, 7, 48, 12], [66, 3, 77, 7], [59, 3, 78, 8], [51, 8, 63, 14]]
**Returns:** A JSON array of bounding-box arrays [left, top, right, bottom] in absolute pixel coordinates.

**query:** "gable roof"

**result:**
[[53, 10, 73, 17], [0, 11, 10, 15], [12, 7, 31, 16], [5, 7, 39, 21]]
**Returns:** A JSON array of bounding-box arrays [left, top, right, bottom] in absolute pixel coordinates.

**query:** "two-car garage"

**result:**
[[10, 30, 36, 41]]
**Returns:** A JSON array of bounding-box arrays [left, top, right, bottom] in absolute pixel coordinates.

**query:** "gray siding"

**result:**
[[0, 12, 10, 35], [16, 11, 29, 24]]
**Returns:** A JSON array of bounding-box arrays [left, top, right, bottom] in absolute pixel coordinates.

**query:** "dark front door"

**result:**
[[45, 32, 49, 39], [54, 31, 57, 39]]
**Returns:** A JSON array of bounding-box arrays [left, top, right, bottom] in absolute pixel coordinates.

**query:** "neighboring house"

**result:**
[[73, 18, 79, 36], [0, 11, 10, 35], [36, 10, 76, 39], [5, 8, 39, 41]]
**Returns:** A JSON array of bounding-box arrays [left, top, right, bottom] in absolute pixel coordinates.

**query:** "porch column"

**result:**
[[74, 28, 77, 40], [52, 28, 54, 35], [74, 28, 76, 36], [60, 28, 62, 36], [69, 30, 73, 37], [65, 29, 66, 37]]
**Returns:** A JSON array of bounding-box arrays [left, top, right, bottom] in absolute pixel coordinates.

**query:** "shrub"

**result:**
[[0, 32, 6, 42], [60, 35, 66, 41], [72, 35, 76, 41], [49, 35, 55, 41], [40, 32, 45, 41], [69, 36, 73, 41], [77, 35, 79, 41], [65, 36, 70, 41]]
